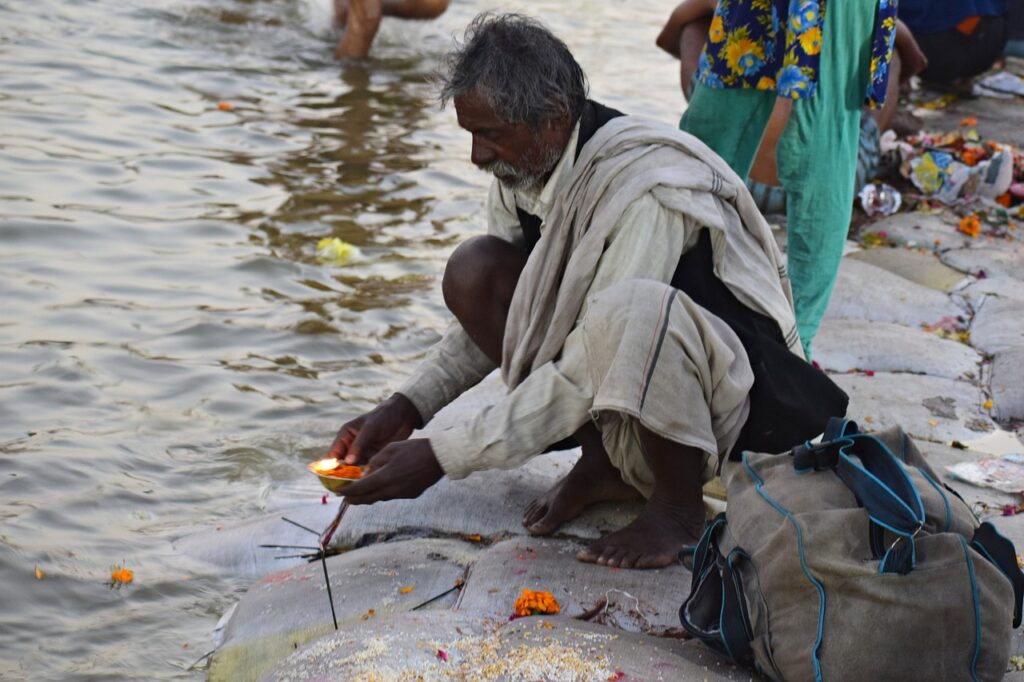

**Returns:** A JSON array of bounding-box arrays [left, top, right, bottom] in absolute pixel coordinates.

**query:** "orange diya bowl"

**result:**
[[308, 458, 364, 494]]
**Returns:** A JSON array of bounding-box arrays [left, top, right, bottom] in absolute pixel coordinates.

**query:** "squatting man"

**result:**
[[331, 13, 840, 569]]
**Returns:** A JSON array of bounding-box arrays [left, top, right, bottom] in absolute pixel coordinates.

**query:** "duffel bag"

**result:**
[[681, 419, 1024, 681]]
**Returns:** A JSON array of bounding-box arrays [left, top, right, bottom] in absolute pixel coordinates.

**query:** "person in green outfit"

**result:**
[[658, 0, 906, 357]]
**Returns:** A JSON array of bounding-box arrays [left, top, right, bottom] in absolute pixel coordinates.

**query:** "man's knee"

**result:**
[[585, 279, 671, 326], [441, 235, 525, 318]]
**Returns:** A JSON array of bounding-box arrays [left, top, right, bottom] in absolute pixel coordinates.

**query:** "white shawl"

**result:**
[[501, 116, 802, 389]]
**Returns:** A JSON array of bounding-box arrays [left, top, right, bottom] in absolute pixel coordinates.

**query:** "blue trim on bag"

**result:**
[[743, 453, 825, 682], [839, 434, 926, 530], [971, 538, 1019, 602], [718, 580, 736, 661], [915, 466, 952, 532], [960, 536, 982, 682]]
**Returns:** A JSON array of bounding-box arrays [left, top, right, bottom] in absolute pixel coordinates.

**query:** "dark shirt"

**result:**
[[899, 0, 1009, 34]]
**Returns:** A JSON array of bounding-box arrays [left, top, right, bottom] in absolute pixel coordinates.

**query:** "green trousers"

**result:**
[[680, 0, 878, 357]]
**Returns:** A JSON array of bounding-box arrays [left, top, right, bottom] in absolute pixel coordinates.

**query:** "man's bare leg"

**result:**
[[442, 235, 642, 536], [523, 423, 641, 536], [577, 426, 706, 569]]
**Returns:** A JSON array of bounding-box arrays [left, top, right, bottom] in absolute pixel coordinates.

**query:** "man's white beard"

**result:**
[[483, 145, 562, 192]]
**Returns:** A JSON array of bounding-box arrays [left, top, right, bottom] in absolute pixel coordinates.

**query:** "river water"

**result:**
[[0, 1, 682, 678]]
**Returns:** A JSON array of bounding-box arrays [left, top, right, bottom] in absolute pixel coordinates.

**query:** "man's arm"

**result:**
[[416, 197, 695, 478], [656, 0, 717, 58], [342, 196, 694, 499]]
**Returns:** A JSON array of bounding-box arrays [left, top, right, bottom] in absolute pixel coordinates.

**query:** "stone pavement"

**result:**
[[188, 91, 1024, 680]]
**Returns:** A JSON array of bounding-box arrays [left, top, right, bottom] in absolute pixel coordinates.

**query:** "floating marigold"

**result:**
[[958, 214, 981, 237], [217, 101, 234, 112], [110, 564, 134, 585], [513, 588, 561, 617], [959, 117, 978, 127], [997, 193, 1012, 208]]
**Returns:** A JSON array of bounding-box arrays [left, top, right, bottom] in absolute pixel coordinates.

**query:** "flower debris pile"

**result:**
[[867, 117, 1024, 242]]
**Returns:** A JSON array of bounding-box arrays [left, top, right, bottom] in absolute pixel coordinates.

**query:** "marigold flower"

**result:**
[[513, 588, 561, 617], [958, 214, 981, 237], [111, 565, 134, 584]]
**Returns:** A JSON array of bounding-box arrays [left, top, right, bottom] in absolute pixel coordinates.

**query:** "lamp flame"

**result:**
[[311, 457, 340, 473]]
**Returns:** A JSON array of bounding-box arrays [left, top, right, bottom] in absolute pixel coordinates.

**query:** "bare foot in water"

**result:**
[[577, 496, 705, 569], [523, 446, 640, 536]]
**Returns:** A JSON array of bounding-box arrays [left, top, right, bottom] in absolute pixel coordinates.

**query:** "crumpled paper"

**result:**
[[947, 453, 1024, 494]]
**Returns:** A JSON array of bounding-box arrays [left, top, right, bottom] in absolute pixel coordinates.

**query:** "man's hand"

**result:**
[[341, 438, 444, 505], [328, 393, 423, 465]]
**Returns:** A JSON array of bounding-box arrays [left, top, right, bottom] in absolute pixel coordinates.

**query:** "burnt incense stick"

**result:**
[[320, 553, 338, 630], [280, 516, 321, 536], [411, 579, 465, 611], [259, 544, 320, 551], [319, 500, 350, 548]]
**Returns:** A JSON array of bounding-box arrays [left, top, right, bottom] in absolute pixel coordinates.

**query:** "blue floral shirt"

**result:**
[[696, 0, 898, 108]]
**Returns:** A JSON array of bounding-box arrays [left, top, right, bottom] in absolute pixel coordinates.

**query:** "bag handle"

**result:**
[[792, 419, 926, 573], [972, 522, 1024, 628]]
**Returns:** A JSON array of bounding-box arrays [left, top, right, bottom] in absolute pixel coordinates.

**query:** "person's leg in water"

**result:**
[[442, 236, 708, 568], [334, 0, 450, 59]]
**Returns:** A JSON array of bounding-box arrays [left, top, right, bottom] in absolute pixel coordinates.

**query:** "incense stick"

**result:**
[[280, 516, 321, 536], [320, 553, 338, 630], [411, 579, 465, 611]]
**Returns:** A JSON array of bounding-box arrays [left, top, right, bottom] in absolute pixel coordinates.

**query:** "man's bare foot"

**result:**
[[523, 450, 640, 536], [577, 496, 705, 569]]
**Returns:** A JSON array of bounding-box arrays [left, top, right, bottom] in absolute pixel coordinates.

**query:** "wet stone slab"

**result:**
[[456, 537, 690, 636], [814, 319, 981, 380], [175, 451, 644, 580], [831, 372, 995, 443], [970, 297, 1024, 355], [209, 539, 481, 682], [848, 246, 967, 291], [259, 610, 751, 682], [991, 350, 1024, 422], [824, 259, 964, 328], [960, 277, 1024, 308], [942, 246, 1024, 282], [859, 212, 972, 252], [176, 373, 645, 579]]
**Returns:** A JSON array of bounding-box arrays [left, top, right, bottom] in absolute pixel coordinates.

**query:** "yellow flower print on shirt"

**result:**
[[798, 26, 821, 56], [709, 15, 725, 43], [695, 0, 896, 108], [725, 35, 766, 76]]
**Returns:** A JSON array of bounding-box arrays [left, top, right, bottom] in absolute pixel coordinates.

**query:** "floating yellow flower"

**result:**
[[798, 27, 822, 55], [725, 37, 765, 76], [316, 237, 362, 266], [709, 15, 725, 43], [399, 585, 415, 594], [35, 565, 44, 580], [514, 588, 561, 617]]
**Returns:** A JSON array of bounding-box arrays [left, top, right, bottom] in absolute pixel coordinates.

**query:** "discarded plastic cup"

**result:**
[[858, 182, 902, 217]]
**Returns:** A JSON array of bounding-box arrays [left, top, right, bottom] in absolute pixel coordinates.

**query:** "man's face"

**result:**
[[454, 90, 570, 191]]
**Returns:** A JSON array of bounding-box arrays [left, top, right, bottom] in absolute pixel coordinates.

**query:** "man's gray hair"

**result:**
[[439, 13, 588, 130]]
